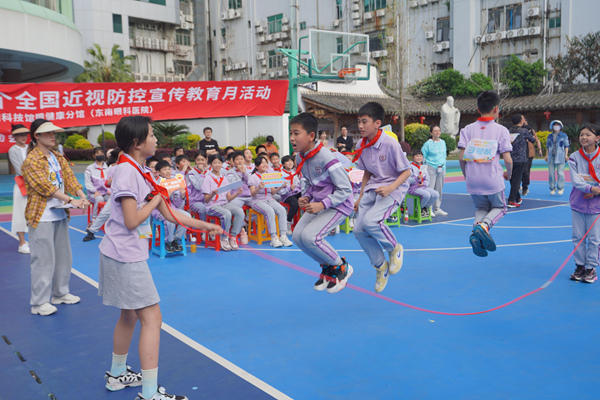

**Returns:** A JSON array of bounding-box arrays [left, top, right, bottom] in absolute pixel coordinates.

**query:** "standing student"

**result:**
[[264, 135, 279, 155], [170, 146, 184, 169], [520, 117, 543, 196], [507, 114, 536, 208], [353, 102, 410, 293], [9, 124, 30, 253], [568, 124, 600, 283], [202, 154, 245, 251], [248, 156, 292, 247], [290, 113, 354, 293], [227, 151, 253, 209], [187, 151, 207, 221], [546, 120, 570, 195], [85, 147, 110, 220], [408, 150, 439, 218], [421, 125, 448, 216], [99, 116, 221, 399], [198, 127, 220, 156], [336, 126, 354, 152], [458, 91, 513, 257], [21, 119, 90, 316], [280, 155, 302, 235]]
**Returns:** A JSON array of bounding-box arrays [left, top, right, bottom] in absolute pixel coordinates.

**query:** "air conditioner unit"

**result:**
[[266, 34, 273, 41], [136, 23, 144, 29], [425, 31, 434, 40], [527, 7, 541, 18], [517, 28, 529, 37], [494, 31, 506, 40], [280, 32, 288, 39], [221, 12, 228, 20], [376, 9, 386, 17], [134, 73, 142, 81], [485, 33, 495, 41], [228, 9, 235, 19], [332, 19, 340, 27], [160, 39, 168, 50], [152, 38, 160, 49], [386, 36, 394, 43], [234, 10, 242, 18], [274, 33, 281, 39], [528, 26, 541, 36], [283, 70, 289, 76], [352, 0, 359, 2], [352, 12, 360, 19], [261, 59, 267, 66], [371, 50, 381, 58], [276, 41, 283, 47], [164, 75, 173, 82], [255, 20, 262, 26], [277, 71, 283, 77], [282, 58, 288, 66], [181, 21, 188, 29], [353, 19, 362, 27], [220, 43, 226, 50], [185, 15, 193, 22], [351, 4, 359, 11], [259, 36, 266, 43], [150, 74, 158, 82], [257, 51, 265, 60], [225, 65, 232, 71], [158, 75, 165, 82], [233, 63, 240, 69], [418, 0, 428, 5], [433, 44, 443, 52], [409, 1, 418, 8], [475, 35, 485, 43], [440, 40, 450, 49], [364, 12, 373, 20], [135, 36, 143, 47], [188, 23, 194, 30], [282, 17, 289, 24], [381, 50, 388, 57], [141, 73, 150, 81], [268, 72, 276, 78], [167, 66, 174, 74], [506, 29, 518, 39], [261, 68, 267, 74], [174, 75, 183, 82], [256, 26, 264, 34], [239, 62, 247, 69], [143, 37, 152, 48], [282, 25, 289, 32], [145, 24, 153, 30]]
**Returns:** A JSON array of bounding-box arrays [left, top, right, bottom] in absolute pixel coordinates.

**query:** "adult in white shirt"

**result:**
[[84, 147, 110, 220]]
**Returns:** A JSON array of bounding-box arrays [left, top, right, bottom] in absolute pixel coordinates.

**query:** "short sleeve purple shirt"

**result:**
[[201, 170, 228, 208], [248, 173, 273, 202], [458, 119, 513, 195], [99, 155, 152, 263]]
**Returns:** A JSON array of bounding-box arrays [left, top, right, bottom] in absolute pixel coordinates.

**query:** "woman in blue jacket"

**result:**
[[545, 120, 570, 195]]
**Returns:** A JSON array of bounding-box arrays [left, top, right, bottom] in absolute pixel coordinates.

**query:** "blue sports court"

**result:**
[[1, 174, 598, 400]]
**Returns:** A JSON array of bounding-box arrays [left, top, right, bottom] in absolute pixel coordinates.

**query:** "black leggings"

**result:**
[[284, 193, 301, 222]]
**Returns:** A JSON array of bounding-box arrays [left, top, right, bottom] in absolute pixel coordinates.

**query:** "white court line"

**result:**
[[442, 222, 572, 229], [3, 225, 293, 400], [440, 192, 569, 203]]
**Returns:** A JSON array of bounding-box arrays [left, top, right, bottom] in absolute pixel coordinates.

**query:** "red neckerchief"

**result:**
[[194, 167, 205, 176], [579, 148, 600, 184], [209, 172, 224, 201], [118, 154, 169, 202], [273, 165, 282, 172], [353, 129, 382, 163], [287, 142, 323, 180], [255, 173, 268, 196], [478, 117, 495, 122], [411, 162, 421, 168]]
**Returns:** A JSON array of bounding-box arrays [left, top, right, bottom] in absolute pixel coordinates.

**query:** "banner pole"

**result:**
[[101, 125, 105, 153], [244, 116, 249, 148]]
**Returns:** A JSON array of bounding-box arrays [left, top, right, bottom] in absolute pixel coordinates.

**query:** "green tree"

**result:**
[[249, 134, 280, 149], [75, 44, 134, 83], [152, 122, 190, 147], [568, 32, 600, 83], [97, 132, 116, 145], [437, 69, 465, 96], [65, 134, 86, 149], [404, 123, 430, 150], [501, 56, 546, 96]]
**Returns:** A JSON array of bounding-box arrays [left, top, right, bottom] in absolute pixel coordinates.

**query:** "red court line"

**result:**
[[242, 213, 598, 316]]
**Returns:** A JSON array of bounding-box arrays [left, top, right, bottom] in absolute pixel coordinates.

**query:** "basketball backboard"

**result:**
[[306, 30, 370, 80]]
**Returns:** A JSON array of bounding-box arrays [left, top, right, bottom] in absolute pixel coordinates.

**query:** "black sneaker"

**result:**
[[326, 257, 353, 294], [172, 240, 183, 252], [105, 366, 142, 391], [516, 199, 522, 205], [165, 242, 175, 254], [136, 384, 188, 400], [83, 230, 96, 242], [570, 265, 586, 281], [583, 268, 598, 284], [314, 265, 332, 291], [386, 216, 398, 223]]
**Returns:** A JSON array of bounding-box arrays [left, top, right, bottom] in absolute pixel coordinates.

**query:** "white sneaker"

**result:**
[[335, 225, 340, 233], [349, 218, 355, 229], [220, 237, 231, 251], [105, 366, 143, 391], [430, 209, 436, 217], [374, 261, 390, 293], [558, 189, 564, 195], [286, 221, 292, 235], [229, 237, 239, 251], [31, 302, 58, 316], [550, 189, 556, 195], [270, 237, 283, 248], [136, 385, 188, 400], [51, 293, 80, 305], [435, 209, 448, 216], [388, 244, 404, 275], [280, 235, 293, 247], [18, 243, 30, 254]]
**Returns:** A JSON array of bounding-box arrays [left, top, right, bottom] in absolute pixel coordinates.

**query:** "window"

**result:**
[[176, 29, 191, 46], [506, 5, 522, 30], [300, 22, 306, 30], [113, 14, 123, 34], [268, 50, 282, 68], [436, 18, 449, 42], [336, 0, 343, 19], [487, 55, 514, 77], [149, 0, 166, 5], [364, 0, 386, 12], [175, 60, 192, 76], [129, 24, 135, 39], [368, 31, 385, 51], [130, 54, 138, 72], [229, 0, 242, 9], [221, 28, 226, 40], [487, 7, 503, 33], [116, 50, 124, 59], [268, 14, 283, 34], [549, 17, 561, 29]]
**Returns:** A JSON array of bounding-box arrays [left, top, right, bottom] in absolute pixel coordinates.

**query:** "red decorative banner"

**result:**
[[0, 80, 289, 153]]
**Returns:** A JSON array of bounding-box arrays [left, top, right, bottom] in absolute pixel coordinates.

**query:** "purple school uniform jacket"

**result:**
[[569, 148, 600, 215]]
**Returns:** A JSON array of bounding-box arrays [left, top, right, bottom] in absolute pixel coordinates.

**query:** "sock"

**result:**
[[141, 367, 158, 399], [110, 353, 127, 376]]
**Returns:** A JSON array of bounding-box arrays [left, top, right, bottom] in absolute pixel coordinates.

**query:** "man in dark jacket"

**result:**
[[508, 114, 536, 208], [521, 117, 543, 196]]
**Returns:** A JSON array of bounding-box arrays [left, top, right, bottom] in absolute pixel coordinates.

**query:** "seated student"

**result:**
[[174, 154, 192, 175], [248, 155, 292, 248], [171, 146, 184, 169], [243, 148, 255, 172], [280, 155, 302, 235], [408, 150, 440, 218], [269, 152, 282, 172], [156, 152, 172, 169], [146, 156, 160, 180], [85, 147, 110, 220], [222, 146, 235, 169], [226, 151, 252, 208], [152, 160, 191, 253], [255, 145, 268, 157], [202, 154, 245, 251], [187, 151, 208, 221]]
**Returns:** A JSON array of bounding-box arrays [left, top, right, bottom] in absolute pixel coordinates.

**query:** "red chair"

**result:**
[[87, 201, 107, 232], [188, 211, 204, 246], [280, 202, 301, 231], [205, 215, 221, 251]]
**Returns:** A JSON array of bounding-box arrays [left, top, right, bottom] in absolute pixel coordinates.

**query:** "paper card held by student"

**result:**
[[349, 169, 364, 183], [160, 173, 187, 194], [262, 172, 285, 188], [463, 139, 498, 163], [579, 174, 600, 187], [216, 179, 243, 194]]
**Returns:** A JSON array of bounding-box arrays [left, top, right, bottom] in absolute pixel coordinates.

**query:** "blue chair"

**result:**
[[151, 219, 187, 259]]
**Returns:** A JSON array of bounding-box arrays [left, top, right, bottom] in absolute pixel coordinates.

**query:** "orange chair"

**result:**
[[245, 207, 280, 245], [87, 201, 107, 232]]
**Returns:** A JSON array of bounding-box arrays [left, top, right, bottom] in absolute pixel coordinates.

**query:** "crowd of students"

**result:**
[[8, 91, 600, 400]]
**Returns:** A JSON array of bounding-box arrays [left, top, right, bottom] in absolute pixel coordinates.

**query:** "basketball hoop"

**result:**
[[338, 68, 361, 85]]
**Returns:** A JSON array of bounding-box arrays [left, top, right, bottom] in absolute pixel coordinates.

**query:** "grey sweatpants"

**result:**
[[165, 209, 191, 242], [88, 193, 110, 218], [354, 190, 399, 267], [572, 210, 600, 268], [207, 203, 245, 237], [29, 218, 73, 306], [252, 200, 287, 237], [89, 199, 111, 234], [427, 165, 445, 211], [293, 208, 346, 266], [471, 191, 507, 229]]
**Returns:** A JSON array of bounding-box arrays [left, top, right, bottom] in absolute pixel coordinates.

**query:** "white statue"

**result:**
[[440, 96, 461, 139]]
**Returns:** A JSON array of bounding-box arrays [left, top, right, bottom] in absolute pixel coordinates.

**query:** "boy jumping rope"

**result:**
[[290, 113, 355, 294], [353, 102, 411, 293], [458, 91, 513, 257]]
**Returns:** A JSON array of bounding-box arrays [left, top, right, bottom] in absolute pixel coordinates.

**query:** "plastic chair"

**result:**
[[151, 219, 187, 259], [405, 194, 432, 224], [204, 215, 221, 251], [87, 201, 107, 232], [339, 217, 353, 233], [384, 206, 402, 228], [245, 207, 280, 245], [188, 211, 204, 246]]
